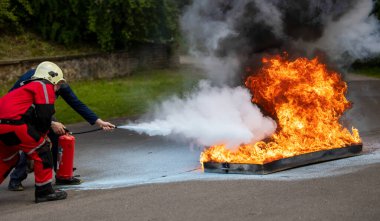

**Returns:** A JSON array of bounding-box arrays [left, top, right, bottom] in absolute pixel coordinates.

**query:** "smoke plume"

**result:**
[[181, 0, 380, 81]]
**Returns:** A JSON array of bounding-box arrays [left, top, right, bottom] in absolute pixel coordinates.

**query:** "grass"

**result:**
[[0, 32, 100, 60], [54, 67, 204, 124], [351, 66, 380, 78]]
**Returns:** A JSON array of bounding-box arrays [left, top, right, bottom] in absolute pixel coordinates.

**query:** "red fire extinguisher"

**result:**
[[56, 133, 75, 180]]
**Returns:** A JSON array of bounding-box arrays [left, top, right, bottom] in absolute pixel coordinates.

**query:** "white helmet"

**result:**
[[32, 61, 65, 85]]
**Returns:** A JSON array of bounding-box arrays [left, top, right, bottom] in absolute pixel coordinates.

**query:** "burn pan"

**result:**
[[203, 144, 362, 175]]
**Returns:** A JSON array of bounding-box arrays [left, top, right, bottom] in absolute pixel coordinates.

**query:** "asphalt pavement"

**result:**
[[0, 76, 379, 221]]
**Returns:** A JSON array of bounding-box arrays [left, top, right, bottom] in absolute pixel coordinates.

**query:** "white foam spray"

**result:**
[[119, 81, 276, 149]]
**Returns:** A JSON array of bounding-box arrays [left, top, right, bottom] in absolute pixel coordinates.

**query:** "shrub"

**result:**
[[0, 0, 32, 33], [16, 0, 180, 51]]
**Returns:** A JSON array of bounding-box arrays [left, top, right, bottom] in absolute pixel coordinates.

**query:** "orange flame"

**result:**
[[200, 55, 361, 165]]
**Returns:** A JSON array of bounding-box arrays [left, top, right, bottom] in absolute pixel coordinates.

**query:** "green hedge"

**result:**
[[87, 0, 178, 51], [1, 0, 180, 51], [0, 0, 32, 32]]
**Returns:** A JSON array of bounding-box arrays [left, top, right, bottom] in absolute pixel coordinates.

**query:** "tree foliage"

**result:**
[[0, 0, 32, 33], [1, 0, 179, 51], [27, 0, 89, 46], [87, 0, 178, 50]]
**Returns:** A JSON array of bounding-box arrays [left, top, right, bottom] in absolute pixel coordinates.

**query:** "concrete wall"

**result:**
[[0, 43, 179, 85]]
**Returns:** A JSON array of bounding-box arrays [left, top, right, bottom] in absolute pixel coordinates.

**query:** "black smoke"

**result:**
[[181, 0, 380, 84]]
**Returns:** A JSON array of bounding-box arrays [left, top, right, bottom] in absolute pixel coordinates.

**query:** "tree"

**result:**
[[27, 0, 89, 45], [1, 0, 180, 51], [0, 0, 32, 33], [87, 0, 179, 51]]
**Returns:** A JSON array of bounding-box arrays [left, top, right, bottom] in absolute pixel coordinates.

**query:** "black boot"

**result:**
[[55, 176, 82, 185], [35, 183, 67, 203], [8, 179, 24, 191], [8, 172, 27, 191]]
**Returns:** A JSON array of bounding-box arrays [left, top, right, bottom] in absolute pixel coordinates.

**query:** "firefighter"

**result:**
[[0, 61, 67, 203], [7, 64, 115, 191]]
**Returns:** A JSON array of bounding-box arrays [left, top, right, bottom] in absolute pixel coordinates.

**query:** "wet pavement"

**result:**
[[0, 77, 379, 220]]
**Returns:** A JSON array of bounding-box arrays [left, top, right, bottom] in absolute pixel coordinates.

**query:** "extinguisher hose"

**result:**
[[64, 126, 118, 135]]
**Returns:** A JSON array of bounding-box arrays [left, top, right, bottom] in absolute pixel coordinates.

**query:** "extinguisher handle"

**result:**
[[64, 128, 73, 135]]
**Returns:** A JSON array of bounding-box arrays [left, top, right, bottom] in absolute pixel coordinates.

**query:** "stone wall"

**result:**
[[0, 43, 179, 84]]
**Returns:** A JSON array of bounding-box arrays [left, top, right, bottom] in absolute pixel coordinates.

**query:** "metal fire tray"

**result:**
[[203, 144, 362, 175]]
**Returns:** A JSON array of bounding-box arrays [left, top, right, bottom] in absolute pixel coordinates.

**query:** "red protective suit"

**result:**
[[0, 80, 55, 186]]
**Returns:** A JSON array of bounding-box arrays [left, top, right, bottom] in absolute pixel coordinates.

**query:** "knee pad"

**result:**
[[35, 142, 53, 169], [0, 132, 21, 146]]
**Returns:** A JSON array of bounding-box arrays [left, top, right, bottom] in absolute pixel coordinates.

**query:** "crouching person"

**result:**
[[0, 61, 67, 203]]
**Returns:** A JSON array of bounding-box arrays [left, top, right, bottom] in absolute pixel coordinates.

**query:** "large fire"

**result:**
[[200, 55, 361, 165]]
